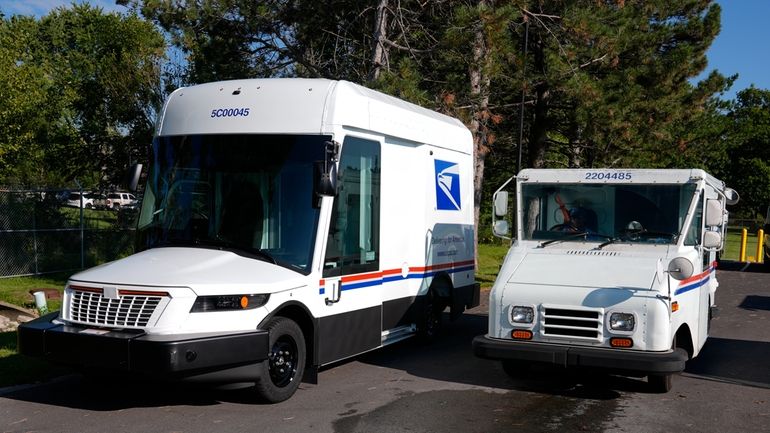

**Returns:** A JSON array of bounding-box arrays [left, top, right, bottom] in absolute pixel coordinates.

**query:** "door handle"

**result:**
[[325, 280, 341, 305]]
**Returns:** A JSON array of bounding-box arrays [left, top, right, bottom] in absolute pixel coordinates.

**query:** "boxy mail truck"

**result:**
[[19, 79, 479, 402], [473, 168, 737, 392]]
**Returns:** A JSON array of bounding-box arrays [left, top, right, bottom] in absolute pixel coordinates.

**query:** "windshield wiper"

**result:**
[[597, 229, 678, 250], [539, 232, 614, 248]]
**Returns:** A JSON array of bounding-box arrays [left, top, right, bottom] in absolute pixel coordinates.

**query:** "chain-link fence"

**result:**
[[0, 188, 137, 278]]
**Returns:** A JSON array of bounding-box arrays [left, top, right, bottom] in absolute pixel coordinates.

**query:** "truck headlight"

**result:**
[[609, 312, 635, 331], [191, 294, 269, 312], [511, 306, 534, 324]]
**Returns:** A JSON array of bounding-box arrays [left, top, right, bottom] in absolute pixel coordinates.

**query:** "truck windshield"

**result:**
[[136, 134, 328, 274], [521, 183, 698, 244]]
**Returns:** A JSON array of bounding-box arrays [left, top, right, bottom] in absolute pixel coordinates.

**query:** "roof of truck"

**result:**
[[157, 78, 472, 154], [517, 168, 726, 189]]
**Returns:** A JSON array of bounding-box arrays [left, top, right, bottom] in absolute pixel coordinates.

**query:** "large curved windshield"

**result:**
[[521, 183, 699, 244], [137, 134, 328, 274]]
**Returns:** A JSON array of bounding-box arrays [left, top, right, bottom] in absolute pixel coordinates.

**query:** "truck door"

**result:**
[[318, 136, 382, 365]]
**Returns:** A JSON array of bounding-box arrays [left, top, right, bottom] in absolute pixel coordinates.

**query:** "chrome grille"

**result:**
[[68, 288, 164, 328], [541, 307, 602, 340]]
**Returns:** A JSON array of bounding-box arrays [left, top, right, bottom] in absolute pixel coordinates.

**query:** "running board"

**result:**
[[381, 324, 417, 346]]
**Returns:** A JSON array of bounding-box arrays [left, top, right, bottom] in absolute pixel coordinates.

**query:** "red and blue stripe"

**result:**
[[319, 259, 475, 295], [674, 261, 717, 296]]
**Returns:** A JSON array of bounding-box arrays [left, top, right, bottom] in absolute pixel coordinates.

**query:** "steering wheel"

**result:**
[[549, 223, 579, 232]]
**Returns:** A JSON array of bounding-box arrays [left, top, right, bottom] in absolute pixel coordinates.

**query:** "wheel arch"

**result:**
[[674, 323, 695, 359], [259, 301, 318, 367]]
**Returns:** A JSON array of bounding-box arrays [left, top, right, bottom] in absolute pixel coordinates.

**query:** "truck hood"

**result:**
[[69, 247, 307, 294], [508, 251, 660, 290]]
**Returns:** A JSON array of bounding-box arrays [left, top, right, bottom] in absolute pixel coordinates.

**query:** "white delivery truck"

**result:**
[[473, 168, 738, 392], [19, 79, 479, 402]]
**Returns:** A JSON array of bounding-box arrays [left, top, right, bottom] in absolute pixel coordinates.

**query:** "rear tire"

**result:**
[[254, 317, 306, 403], [418, 290, 442, 342]]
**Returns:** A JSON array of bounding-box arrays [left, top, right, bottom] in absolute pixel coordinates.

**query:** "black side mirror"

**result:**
[[313, 141, 339, 208], [124, 164, 143, 192]]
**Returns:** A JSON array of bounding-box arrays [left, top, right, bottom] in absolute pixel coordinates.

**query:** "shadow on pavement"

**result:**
[[684, 337, 770, 389], [738, 295, 770, 312], [356, 312, 652, 400]]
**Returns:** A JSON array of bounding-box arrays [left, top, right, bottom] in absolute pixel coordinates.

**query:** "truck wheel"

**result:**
[[254, 317, 306, 403], [418, 290, 442, 342], [648, 373, 672, 393]]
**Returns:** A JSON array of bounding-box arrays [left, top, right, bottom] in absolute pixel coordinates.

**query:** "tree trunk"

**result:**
[[469, 0, 492, 266], [528, 32, 549, 169], [368, 0, 390, 81]]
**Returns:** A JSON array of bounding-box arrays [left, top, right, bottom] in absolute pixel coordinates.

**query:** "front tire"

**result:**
[[418, 290, 442, 342], [254, 317, 306, 403], [648, 373, 672, 393]]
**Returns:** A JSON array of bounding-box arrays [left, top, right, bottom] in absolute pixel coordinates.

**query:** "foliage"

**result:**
[[0, 5, 165, 188]]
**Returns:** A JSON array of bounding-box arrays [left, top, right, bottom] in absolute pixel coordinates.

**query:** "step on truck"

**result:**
[[19, 79, 479, 402], [473, 168, 738, 392]]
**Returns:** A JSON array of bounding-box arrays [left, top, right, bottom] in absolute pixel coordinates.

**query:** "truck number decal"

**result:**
[[210, 107, 250, 118], [584, 171, 632, 180]]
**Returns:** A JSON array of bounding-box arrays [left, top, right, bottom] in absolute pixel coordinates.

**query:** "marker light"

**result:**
[[609, 312, 635, 331], [610, 337, 633, 348], [191, 294, 269, 312], [511, 329, 533, 340], [511, 306, 534, 324], [671, 301, 679, 312]]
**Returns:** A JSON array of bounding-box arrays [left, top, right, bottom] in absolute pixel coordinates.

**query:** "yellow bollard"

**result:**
[[757, 229, 765, 264], [739, 228, 747, 262]]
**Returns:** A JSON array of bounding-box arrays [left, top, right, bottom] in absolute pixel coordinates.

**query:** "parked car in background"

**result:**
[[65, 192, 104, 209], [96, 192, 138, 210]]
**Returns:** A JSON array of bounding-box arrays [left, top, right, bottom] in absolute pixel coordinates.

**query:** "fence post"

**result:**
[[76, 182, 84, 269], [33, 193, 38, 275], [757, 229, 765, 264], [739, 228, 747, 262]]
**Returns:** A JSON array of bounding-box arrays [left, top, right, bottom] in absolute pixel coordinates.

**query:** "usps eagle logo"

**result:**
[[434, 160, 461, 211]]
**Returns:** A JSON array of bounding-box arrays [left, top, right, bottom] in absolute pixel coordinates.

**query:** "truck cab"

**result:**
[[473, 169, 738, 392]]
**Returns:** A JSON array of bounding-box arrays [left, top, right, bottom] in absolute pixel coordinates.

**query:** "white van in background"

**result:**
[[473, 168, 738, 392], [19, 79, 479, 402]]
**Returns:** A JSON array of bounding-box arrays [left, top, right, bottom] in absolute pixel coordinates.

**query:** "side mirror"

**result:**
[[667, 257, 694, 281], [724, 188, 739, 205], [705, 199, 723, 226], [703, 231, 722, 249], [494, 191, 508, 217], [124, 164, 143, 192], [493, 220, 509, 237], [313, 161, 337, 197]]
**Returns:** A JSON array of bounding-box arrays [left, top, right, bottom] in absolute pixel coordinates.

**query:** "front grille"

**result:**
[[541, 306, 602, 340], [68, 288, 164, 328]]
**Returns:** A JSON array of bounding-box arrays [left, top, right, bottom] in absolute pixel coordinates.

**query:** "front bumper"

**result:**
[[18, 312, 270, 381], [473, 335, 687, 375]]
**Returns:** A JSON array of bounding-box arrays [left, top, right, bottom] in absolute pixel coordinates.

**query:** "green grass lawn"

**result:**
[[477, 242, 509, 289], [723, 228, 765, 262]]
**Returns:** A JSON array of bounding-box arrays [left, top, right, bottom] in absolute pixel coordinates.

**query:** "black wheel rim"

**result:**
[[268, 335, 298, 388]]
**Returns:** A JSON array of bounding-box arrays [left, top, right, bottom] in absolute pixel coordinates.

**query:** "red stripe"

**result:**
[[678, 263, 716, 286], [69, 285, 102, 294], [118, 289, 169, 297]]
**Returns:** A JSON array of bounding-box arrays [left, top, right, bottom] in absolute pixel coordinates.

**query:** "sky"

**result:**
[[0, 0, 768, 101]]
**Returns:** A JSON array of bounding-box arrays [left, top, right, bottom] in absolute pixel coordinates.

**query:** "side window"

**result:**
[[323, 137, 381, 277], [684, 192, 703, 246]]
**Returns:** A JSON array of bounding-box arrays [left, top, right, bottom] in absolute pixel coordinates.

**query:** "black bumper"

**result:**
[[18, 312, 270, 380], [473, 335, 688, 375]]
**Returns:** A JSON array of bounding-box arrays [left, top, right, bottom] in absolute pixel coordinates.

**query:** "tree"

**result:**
[[0, 5, 165, 187]]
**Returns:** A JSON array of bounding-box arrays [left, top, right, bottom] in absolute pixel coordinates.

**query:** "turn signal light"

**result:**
[[511, 330, 533, 340], [671, 301, 679, 312], [610, 337, 633, 348]]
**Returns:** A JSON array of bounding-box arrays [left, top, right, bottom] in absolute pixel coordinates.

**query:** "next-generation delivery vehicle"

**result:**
[[473, 168, 738, 392], [19, 79, 479, 402]]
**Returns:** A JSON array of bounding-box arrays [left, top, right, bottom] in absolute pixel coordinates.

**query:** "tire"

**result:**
[[254, 317, 306, 403], [648, 373, 673, 393], [418, 290, 442, 342]]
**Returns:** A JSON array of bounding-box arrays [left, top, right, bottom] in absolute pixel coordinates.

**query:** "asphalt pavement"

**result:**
[[1, 267, 768, 433]]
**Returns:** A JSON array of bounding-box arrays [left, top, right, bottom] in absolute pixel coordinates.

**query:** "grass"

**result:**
[[0, 272, 71, 312], [478, 242, 509, 289], [723, 228, 766, 262]]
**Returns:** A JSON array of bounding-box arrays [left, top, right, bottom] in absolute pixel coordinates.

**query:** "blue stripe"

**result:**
[[321, 264, 476, 294], [674, 276, 710, 296]]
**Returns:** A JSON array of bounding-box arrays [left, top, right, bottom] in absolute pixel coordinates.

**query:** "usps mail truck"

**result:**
[[473, 169, 737, 392], [19, 79, 479, 402]]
